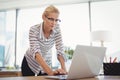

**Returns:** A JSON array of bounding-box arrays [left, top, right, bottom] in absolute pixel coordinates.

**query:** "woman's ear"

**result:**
[[42, 14, 45, 20]]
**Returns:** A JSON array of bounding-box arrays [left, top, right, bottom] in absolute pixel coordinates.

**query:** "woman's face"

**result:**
[[43, 12, 60, 30]]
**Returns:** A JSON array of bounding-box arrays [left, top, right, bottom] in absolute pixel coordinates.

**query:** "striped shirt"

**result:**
[[25, 22, 65, 75]]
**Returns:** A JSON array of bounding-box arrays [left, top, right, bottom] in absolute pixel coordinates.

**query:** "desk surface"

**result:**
[[0, 76, 120, 80], [0, 69, 21, 77]]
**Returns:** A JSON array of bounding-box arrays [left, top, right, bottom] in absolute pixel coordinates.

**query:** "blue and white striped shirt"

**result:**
[[25, 22, 65, 75]]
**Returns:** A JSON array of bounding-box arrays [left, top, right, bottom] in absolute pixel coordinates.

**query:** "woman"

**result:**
[[21, 5, 67, 76]]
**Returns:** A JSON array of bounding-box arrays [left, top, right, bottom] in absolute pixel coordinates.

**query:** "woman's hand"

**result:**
[[53, 68, 67, 75]]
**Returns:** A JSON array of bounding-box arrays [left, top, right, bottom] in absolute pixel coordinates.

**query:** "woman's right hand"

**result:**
[[52, 69, 67, 75]]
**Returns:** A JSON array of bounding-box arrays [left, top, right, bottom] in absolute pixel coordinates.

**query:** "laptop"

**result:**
[[45, 45, 106, 80]]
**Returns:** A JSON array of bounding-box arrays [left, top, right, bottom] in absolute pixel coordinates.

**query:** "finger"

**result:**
[[59, 69, 67, 74], [56, 69, 67, 75], [54, 70, 60, 75]]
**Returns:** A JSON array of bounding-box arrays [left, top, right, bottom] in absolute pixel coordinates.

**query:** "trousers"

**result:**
[[21, 56, 47, 76]]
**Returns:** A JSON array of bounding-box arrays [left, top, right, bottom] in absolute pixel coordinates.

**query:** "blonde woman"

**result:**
[[21, 5, 67, 76]]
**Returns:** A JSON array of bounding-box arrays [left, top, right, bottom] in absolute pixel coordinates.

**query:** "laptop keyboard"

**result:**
[[56, 75, 68, 79]]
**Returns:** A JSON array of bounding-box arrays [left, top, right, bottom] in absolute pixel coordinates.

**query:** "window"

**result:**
[[0, 10, 16, 67], [0, 11, 5, 66], [91, 0, 120, 62], [58, 4, 90, 49]]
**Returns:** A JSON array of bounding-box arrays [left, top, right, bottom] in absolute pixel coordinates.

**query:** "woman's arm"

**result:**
[[35, 52, 61, 75], [54, 26, 67, 74], [35, 52, 53, 75], [57, 54, 66, 72]]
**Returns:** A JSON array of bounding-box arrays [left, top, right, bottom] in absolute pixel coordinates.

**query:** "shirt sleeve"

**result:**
[[54, 26, 67, 61], [29, 25, 41, 59]]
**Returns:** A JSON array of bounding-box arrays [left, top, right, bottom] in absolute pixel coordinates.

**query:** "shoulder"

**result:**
[[30, 24, 41, 32], [53, 24, 61, 33]]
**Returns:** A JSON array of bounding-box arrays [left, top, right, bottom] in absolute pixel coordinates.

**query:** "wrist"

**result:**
[[48, 71, 54, 76], [61, 66, 66, 71]]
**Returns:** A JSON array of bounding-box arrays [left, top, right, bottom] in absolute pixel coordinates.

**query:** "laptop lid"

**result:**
[[45, 45, 106, 80], [67, 45, 106, 79]]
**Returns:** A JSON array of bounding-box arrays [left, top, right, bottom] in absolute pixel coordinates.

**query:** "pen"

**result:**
[[110, 57, 112, 63], [113, 57, 117, 63]]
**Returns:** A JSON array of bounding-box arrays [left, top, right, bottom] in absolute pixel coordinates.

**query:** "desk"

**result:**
[[0, 76, 120, 80], [0, 69, 21, 77]]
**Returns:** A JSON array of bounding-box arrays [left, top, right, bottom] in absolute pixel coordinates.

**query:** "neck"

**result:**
[[42, 23, 51, 34]]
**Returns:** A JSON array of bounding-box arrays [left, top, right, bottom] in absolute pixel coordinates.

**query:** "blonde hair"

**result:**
[[43, 5, 59, 16]]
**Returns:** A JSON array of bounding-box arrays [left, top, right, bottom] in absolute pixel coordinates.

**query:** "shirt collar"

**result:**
[[39, 22, 59, 39]]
